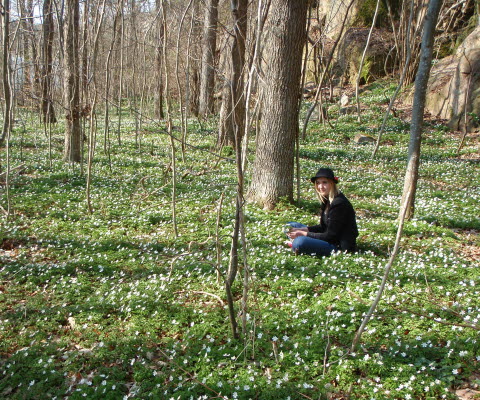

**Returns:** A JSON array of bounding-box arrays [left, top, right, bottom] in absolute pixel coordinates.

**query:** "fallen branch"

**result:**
[[0, 163, 26, 181], [392, 305, 480, 331], [175, 290, 225, 307]]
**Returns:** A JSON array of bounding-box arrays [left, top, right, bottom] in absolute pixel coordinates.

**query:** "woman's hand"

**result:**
[[287, 228, 308, 239]]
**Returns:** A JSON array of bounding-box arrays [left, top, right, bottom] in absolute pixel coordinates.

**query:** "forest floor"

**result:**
[[1, 81, 479, 399]]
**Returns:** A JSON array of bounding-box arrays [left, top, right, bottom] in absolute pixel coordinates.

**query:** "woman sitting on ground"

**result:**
[[285, 167, 358, 256]]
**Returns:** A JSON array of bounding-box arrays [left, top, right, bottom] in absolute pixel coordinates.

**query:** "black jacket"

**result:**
[[307, 192, 358, 252]]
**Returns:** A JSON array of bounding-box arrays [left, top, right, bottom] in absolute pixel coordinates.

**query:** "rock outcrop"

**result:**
[[425, 26, 480, 132]]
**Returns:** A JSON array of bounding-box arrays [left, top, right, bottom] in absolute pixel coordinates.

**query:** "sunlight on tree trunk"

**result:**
[[63, 0, 82, 163], [217, 0, 248, 149], [41, 0, 57, 124], [161, 2, 178, 238], [198, 0, 219, 117], [401, 0, 444, 220], [351, 0, 444, 351], [301, 0, 355, 141], [355, 0, 381, 123], [248, 0, 309, 210], [1, 0, 12, 146], [175, 0, 195, 162], [372, 0, 415, 158]]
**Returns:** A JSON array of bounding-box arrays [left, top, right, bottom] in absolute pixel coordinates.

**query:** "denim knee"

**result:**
[[292, 236, 309, 252], [292, 236, 336, 256]]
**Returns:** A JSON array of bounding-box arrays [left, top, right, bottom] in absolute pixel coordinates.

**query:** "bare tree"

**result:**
[[355, 0, 381, 122], [198, 0, 219, 117], [401, 0, 444, 219], [86, 0, 107, 212], [41, 0, 57, 123], [372, 0, 415, 158], [248, 0, 310, 209], [19, 0, 40, 104], [352, 0, 444, 351], [186, 1, 201, 117], [1, 0, 12, 146], [301, 0, 355, 140], [154, 0, 165, 119], [160, 1, 178, 237], [217, 0, 248, 148], [222, 0, 249, 340], [115, 0, 125, 145], [63, 0, 82, 163]]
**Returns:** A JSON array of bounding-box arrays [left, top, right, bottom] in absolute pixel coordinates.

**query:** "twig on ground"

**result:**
[[174, 290, 225, 307]]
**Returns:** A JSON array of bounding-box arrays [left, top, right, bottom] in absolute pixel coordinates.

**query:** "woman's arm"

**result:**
[[306, 202, 348, 242], [286, 227, 308, 239]]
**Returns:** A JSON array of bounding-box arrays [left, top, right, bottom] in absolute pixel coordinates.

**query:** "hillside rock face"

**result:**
[[337, 28, 395, 85], [425, 27, 480, 132], [317, 0, 361, 41]]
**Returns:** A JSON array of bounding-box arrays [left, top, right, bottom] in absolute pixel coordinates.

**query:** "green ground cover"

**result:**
[[1, 84, 479, 399]]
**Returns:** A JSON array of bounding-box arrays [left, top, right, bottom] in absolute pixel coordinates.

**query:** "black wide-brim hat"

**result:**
[[310, 168, 339, 183]]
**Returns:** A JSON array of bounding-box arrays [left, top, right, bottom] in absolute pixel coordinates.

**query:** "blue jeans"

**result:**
[[286, 222, 337, 257]]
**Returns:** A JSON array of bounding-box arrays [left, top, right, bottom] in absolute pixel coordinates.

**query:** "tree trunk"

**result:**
[[160, 1, 178, 237], [154, 0, 165, 119], [217, 0, 248, 149], [352, 0, 444, 350], [187, 0, 201, 117], [63, 0, 82, 163], [401, 0, 443, 219], [198, 0, 219, 117], [41, 0, 57, 123], [116, 0, 125, 145], [247, 0, 309, 209], [1, 0, 12, 146]]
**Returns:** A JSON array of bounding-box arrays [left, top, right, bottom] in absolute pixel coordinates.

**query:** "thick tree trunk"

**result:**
[[247, 0, 309, 209], [217, 0, 248, 149], [63, 0, 82, 163], [41, 0, 57, 123], [198, 0, 219, 117], [401, 0, 443, 219]]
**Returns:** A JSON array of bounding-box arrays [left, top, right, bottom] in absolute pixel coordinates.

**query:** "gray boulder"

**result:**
[[354, 133, 376, 145], [425, 27, 480, 132]]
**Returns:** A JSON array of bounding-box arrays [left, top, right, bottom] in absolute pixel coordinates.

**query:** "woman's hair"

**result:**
[[314, 180, 339, 205]]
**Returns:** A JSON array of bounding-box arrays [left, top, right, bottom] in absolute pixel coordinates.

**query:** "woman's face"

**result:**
[[315, 177, 332, 196]]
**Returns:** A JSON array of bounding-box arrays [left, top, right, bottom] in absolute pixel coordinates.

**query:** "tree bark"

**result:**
[[198, 0, 219, 117], [187, 1, 201, 117], [1, 0, 12, 146], [41, 0, 57, 123], [217, 0, 248, 149], [401, 0, 443, 219], [116, 0, 125, 145], [247, 0, 309, 209], [160, 1, 178, 237], [19, 0, 41, 106], [63, 0, 82, 163], [352, 0, 444, 350], [154, 0, 165, 119]]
